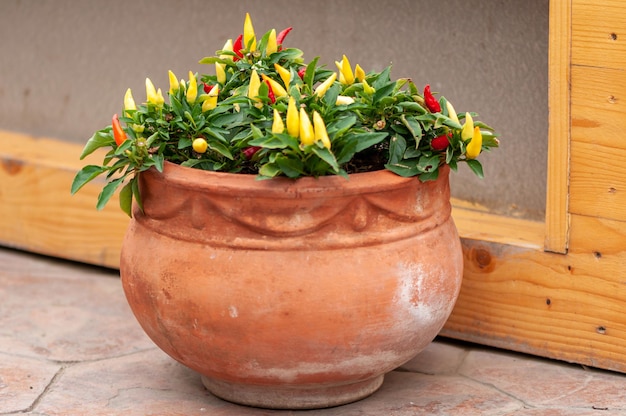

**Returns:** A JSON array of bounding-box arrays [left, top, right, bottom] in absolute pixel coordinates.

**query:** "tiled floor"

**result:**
[[2, 247, 626, 415]]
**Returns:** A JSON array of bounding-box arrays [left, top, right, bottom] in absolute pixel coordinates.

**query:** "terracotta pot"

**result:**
[[120, 161, 463, 409]]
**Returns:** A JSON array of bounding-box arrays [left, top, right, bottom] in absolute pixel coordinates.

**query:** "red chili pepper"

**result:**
[[203, 83, 214, 94], [233, 34, 244, 61], [264, 79, 276, 104], [242, 146, 262, 160], [297, 67, 306, 80], [431, 133, 450, 151], [112, 114, 127, 146], [423, 85, 441, 113], [276, 27, 293, 50]]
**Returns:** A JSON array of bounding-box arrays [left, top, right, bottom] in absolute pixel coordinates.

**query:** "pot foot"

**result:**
[[201, 374, 385, 410]]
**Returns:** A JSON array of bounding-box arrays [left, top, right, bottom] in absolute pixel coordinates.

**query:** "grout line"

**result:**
[[47, 346, 159, 366], [25, 365, 67, 414]]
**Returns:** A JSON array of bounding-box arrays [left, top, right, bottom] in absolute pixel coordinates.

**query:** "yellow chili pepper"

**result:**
[[466, 126, 483, 159], [271, 108, 285, 133], [202, 86, 219, 112], [313, 111, 331, 149], [216, 63, 226, 84], [336, 95, 355, 105], [192, 138, 208, 153], [187, 72, 199, 103], [266, 29, 277, 55], [362, 79, 375, 95], [248, 69, 262, 107], [286, 96, 299, 138], [145, 78, 164, 107], [299, 108, 315, 145], [221, 39, 234, 60], [355, 64, 366, 82], [274, 63, 291, 88], [446, 101, 460, 124], [244, 13, 256, 52], [461, 112, 474, 140], [261, 74, 287, 98], [168, 70, 179, 95], [186, 71, 198, 104], [314, 72, 337, 98], [123, 88, 136, 116], [335, 55, 355, 85]]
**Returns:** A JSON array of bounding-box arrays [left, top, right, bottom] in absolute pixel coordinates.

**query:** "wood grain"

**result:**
[[571, 65, 626, 150], [444, 214, 626, 372], [572, 0, 626, 70], [545, 0, 572, 253], [0, 131, 128, 267], [569, 140, 626, 220]]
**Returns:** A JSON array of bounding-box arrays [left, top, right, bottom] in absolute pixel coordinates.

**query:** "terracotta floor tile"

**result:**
[[460, 349, 626, 412], [0, 250, 155, 362], [508, 408, 626, 415], [295, 371, 523, 416], [0, 352, 61, 413], [398, 339, 468, 374], [33, 348, 228, 416]]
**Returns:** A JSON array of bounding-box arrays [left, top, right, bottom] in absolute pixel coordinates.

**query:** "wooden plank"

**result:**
[[451, 199, 543, 250], [545, 0, 572, 253], [0, 131, 129, 268], [443, 212, 626, 372], [571, 65, 626, 150], [572, 0, 626, 70], [569, 140, 626, 220]]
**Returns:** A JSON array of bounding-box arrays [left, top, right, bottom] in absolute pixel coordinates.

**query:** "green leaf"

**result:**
[[311, 145, 339, 172], [419, 168, 439, 182], [372, 81, 397, 104], [372, 66, 391, 90], [131, 176, 143, 213], [198, 56, 233, 65], [249, 133, 298, 150], [96, 177, 125, 211], [384, 161, 419, 177], [304, 57, 319, 90], [397, 101, 426, 114], [70, 165, 107, 194], [207, 140, 234, 160], [276, 155, 305, 178], [349, 132, 388, 152], [322, 84, 340, 108], [152, 153, 165, 172], [119, 181, 133, 217], [466, 159, 484, 178], [417, 154, 441, 173], [335, 140, 358, 165], [326, 116, 356, 137], [250, 123, 264, 139], [80, 129, 113, 159], [258, 162, 281, 178], [400, 115, 423, 141], [388, 136, 406, 165]]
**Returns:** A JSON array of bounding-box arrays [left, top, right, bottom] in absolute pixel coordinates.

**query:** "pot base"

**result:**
[[201, 374, 385, 410]]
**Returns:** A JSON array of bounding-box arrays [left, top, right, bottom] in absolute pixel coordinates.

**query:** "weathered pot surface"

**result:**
[[120, 161, 463, 409]]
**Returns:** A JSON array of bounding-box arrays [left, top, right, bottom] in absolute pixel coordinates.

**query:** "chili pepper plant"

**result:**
[[72, 13, 498, 217]]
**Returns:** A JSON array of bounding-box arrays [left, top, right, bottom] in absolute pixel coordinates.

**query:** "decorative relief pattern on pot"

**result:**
[[135, 162, 452, 249]]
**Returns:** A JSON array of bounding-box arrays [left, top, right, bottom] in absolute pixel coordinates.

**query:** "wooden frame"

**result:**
[[2, 0, 626, 372]]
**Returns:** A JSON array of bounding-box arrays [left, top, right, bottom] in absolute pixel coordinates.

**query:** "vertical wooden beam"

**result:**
[[545, 0, 572, 253]]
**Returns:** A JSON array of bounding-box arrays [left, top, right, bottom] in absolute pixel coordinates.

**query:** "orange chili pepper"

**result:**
[[112, 114, 127, 146]]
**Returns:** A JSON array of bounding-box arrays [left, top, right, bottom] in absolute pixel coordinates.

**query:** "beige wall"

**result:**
[[1, 0, 548, 220]]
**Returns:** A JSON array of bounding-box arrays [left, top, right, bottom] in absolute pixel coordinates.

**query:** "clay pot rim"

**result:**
[[149, 161, 449, 199]]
